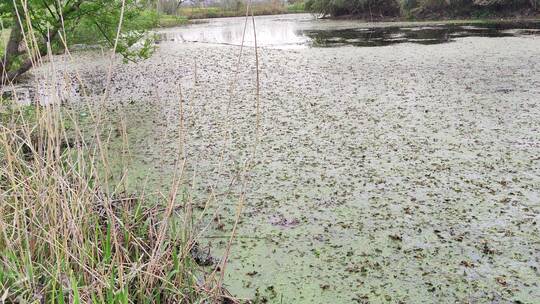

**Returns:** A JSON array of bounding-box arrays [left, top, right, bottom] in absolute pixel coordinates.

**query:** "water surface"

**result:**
[[158, 13, 540, 47], [30, 13, 540, 303]]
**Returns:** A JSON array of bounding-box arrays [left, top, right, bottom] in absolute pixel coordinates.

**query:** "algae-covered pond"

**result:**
[[31, 13, 540, 303]]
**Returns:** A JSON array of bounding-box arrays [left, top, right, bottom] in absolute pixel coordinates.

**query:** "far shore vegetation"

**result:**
[[304, 0, 540, 19], [156, 0, 305, 19], [175, 2, 305, 19], [156, 0, 539, 20]]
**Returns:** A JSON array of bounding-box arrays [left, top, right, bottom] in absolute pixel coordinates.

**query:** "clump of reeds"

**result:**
[[0, 8, 235, 303], [0, 1, 262, 302], [0, 95, 236, 303]]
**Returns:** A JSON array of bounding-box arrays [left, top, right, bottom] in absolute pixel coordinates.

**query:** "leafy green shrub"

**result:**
[[158, 14, 189, 27], [1, 1, 160, 84], [306, 0, 539, 17], [287, 2, 306, 12]]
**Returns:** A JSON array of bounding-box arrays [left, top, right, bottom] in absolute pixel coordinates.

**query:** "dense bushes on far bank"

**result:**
[[305, 0, 540, 18]]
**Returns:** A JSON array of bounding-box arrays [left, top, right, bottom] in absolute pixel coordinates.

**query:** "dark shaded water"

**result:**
[[304, 21, 540, 47]]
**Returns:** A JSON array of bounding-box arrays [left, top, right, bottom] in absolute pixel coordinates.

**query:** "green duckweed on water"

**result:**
[[13, 13, 540, 304]]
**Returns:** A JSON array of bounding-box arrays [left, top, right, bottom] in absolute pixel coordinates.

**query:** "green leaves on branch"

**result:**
[[1, 0, 158, 83], [117, 31, 157, 64]]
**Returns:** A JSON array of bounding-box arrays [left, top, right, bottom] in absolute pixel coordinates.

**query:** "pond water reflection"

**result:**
[[157, 13, 540, 48]]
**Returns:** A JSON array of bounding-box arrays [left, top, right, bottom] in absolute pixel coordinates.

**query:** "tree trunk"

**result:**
[[1, 13, 23, 85], [1, 3, 67, 86], [176, 0, 184, 16], [1, 0, 90, 86], [1, 31, 59, 86]]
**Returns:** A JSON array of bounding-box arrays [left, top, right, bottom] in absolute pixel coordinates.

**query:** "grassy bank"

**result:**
[[158, 14, 189, 27], [0, 97, 234, 303], [0, 3, 248, 301], [178, 3, 305, 19]]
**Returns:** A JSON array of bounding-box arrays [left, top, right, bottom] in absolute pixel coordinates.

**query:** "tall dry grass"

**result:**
[[0, 98, 234, 303], [1, 1, 261, 303]]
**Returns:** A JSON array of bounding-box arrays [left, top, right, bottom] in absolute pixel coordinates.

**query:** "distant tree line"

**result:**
[[153, 0, 291, 15], [305, 0, 540, 17]]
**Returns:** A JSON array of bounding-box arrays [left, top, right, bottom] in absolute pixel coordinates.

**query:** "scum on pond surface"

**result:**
[[28, 15, 540, 303]]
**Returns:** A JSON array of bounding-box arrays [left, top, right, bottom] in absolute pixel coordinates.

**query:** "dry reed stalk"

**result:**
[[1, 0, 267, 302]]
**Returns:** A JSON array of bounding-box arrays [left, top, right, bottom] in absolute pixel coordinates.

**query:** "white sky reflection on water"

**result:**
[[158, 14, 311, 48], [157, 13, 540, 48]]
